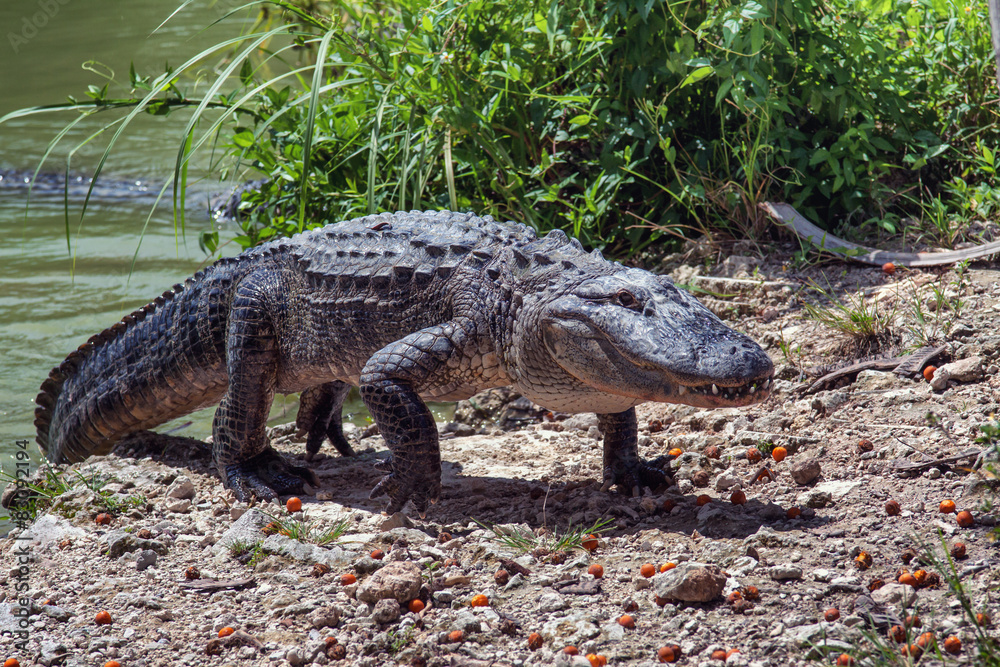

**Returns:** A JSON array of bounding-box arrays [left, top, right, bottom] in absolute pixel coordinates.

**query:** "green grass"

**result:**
[[474, 516, 614, 557], [261, 509, 351, 546]]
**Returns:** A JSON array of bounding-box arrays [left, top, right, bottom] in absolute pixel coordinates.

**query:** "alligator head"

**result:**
[[540, 267, 774, 410]]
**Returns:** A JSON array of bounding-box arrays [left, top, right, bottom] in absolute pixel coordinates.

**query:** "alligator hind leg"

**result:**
[[214, 276, 317, 501], [296, 381, 356, 461], [598, 409, 672, 496]]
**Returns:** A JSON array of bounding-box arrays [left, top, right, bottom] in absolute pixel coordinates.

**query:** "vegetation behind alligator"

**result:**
[[34, 210, 774, 514]]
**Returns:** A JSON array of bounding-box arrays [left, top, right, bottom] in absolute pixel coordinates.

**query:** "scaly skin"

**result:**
[[35, 211, 774, 513]]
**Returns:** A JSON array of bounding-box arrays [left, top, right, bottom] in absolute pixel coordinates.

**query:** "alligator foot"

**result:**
[[369, 454, 441, 516], [298, 381, 356, 461], [223, 448, 319, 502], [601, 454, 673, 496]]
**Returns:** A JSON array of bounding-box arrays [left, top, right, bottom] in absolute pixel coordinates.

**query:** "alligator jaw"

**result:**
[[673, 375, 774, 408]]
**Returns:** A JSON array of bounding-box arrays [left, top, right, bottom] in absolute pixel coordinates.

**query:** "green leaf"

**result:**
[[569, 114, 591, 126], [681, 66, 714, 88], [232, 130, 255, 148]]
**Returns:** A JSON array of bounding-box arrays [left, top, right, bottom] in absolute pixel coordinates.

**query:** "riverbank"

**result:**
[[2, 245, 998, 666]]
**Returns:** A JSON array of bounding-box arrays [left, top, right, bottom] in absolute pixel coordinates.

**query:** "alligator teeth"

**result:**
[[749, 385, 756, 394], [712, 384, 719, 395], [677, 385, 687, 396]]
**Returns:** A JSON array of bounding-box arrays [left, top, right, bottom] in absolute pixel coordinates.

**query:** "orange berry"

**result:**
[[730, 490, 747, 505], [857, 439, 874, 453], [726, 649, 740, 658], [889, 625, 906, 643], [581, 534, 599, 551], [882, 262, 896, 275], [898, 573, 918, 587], [527, 632, 543, 650], [285, 497, 302, 512], [912, 569, 928, 586], [95, 610, 112, 625], [854, 552, 873, 570], [408, 599, 425, 613], [103, 662, 120, 667], [885, 500, 901, 516], [563, 646, 579, 655], [905, 613, 922, 628], [5, 660, 20, 667], [660, 562, 676, 572], [951, 541, 967, 558], [640, 563, 656, 578], [836, 655, 855, 666], [470, 594, 489, 607], [916, 632, 935, 649], [786, 506, 801, 519], [923, 365, 937, 382], [943, 635, 962, 654], [977, 611, 992, 627], [939, 499, 956, 514], [657, 646, 677, 662], [218, 626, 235, 637], [448, 630, 464, 643], [824, 608, 840, 622], [771, 446, 787, 462], [370, 548, 384, 560], [711, 649, 727, 660], [902, 643, 922, 658], [705, 445, 721, 459], [743, 585, 760, 600], [661, 499, 676, 512], [95, 513, 112, 525], [957, 510, 974, 527], [340, 573, 357, 585], [586, 654, 605, 667], [668, 447, 683, 457], [618, 614, 636, 628], [696, 494, 712, 506], [588, 563, 604, 578], [746, 447, 762, 463]]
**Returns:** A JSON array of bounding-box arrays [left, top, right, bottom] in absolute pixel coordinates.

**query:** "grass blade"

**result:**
[[299, 29, 336, 231]]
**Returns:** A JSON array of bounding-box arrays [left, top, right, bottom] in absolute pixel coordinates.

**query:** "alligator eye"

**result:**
[[616, 290, 637, 308]]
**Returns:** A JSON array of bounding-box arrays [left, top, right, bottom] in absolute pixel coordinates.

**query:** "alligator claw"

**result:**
[[602, 459, 671, 496], [369, 467, 440, 515], [223, 447, 318, 502]]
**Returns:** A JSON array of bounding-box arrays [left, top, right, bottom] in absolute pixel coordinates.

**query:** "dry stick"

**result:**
[[762, 202, 1000, 267]]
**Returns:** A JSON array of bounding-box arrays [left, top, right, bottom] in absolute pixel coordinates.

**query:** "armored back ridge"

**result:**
[[36, 210, 773, 514]]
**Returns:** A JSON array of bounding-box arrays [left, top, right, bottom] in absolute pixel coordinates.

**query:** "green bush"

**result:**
[[6, 0, 999, 253]]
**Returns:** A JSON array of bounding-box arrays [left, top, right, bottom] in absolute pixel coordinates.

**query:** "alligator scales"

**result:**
[[35, 211, 774, 513]]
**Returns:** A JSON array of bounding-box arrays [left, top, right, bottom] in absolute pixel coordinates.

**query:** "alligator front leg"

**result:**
[[360, 320, 477, 515], [297, 381, 356, 461], [214, 277, 318, 501], [598, 409, 672, 496]]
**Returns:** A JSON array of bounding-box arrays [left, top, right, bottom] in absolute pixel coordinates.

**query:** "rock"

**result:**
[[38, 639, 69, 667], [931, 357, 984, 390], [790, 458, 821, 485], [538, 592, 569, 613], [653, 563, 727, 602], [800, 490, 832, 509], [14, 514, 86, 548], [166, 476, 196, 500], [540, 610, 601, 645], [562, 413, 599, 432], [135, 549, 158, 571], [213, 509, 270, 552], [309, 606, 340, 629], [260, 535, 352, 568], [452, 610, 482, 633], [372, 598, 401, 624], [871, 583, 917, 608], [769, 565, 803, 581], [356, 561, 423, 604], [164, 498, 192, 513], [714, 469, 742, 492], [380, 512, 414, 530], [854, 370, 896, 390]]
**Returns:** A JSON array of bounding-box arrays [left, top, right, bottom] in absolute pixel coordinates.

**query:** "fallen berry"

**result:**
[[711, 649, 727, 661], [898, 572, 918, 588], [581, 534, 599, 551], [857, 439, 874, 453], [746, 447, 763, 463], [527, 632, 543, 650], [977, 611, 992, 627], [408, 599, 425, 613], [835, 655, 855, 667], [218, 626, 236, 637], [563, 646, 579, 655], [939, 499, 956, 514], [95, 513, 112, 526], [340, 573, 357, 586], [470, 594, 489, 607], [786, 506, 801, 519], [618, 614, 636, 629], [824, 608, 840, 622], [285, 497, 302, 512], [883, 262, 896, 275], [922, 365, 936, 382], [705, 445, 721, 459], [4, 660, 20, 667], [916, 632, 935, 649], [742, 585, 760, 601], [854, 552, 873, 570], [588, 564, 604, 578], [771, 446, 787, 462], [730, 490, 747, 505], [657, 646, 678, 663], [696, 494, 712, 506], [950, 542, 967, 559], [640, 563, 656, 578], [660, 562, 676, 572], [957, 510, 974, 527], [885, 500, 901, 516], [448, 630, 464, 643], [668, 447, 683, 457], [95, 610, 112, 625], [889, 625, 905, 643], [943, 635, 962, 654]]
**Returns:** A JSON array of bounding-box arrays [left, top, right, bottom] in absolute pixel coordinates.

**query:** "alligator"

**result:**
[[35, 210, 774, 513]]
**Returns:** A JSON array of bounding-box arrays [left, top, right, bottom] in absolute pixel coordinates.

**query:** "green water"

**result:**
[[0, 1, 256, 497]]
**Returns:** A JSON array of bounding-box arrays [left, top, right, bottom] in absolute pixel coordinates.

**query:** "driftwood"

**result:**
[[800, 345, 947, 395], [763, 202, 1000, 267]]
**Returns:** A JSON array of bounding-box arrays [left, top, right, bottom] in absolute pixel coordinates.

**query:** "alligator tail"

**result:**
[[35, 264, 235, 463]]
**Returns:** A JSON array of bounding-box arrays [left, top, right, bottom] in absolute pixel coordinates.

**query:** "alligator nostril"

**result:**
[[729, 346, 737, 355]]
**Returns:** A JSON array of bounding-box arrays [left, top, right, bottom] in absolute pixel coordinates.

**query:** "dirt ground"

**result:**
[[2, 240, 998, 667]]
